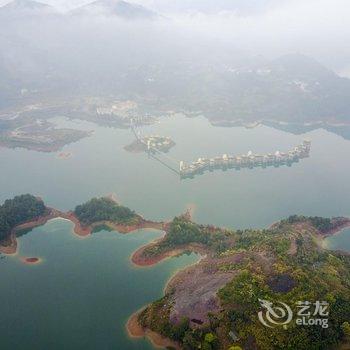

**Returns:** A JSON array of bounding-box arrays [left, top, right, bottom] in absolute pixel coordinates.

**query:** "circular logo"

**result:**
[[258, 299, 293, 328]]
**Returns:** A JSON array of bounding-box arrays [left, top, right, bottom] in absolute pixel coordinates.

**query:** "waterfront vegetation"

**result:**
[[74, 197, 137, 225], [0, 194, 47, 241], [138, 216, 350, 350], [1, 194, 349, 349], [142, 214, 229, 257]]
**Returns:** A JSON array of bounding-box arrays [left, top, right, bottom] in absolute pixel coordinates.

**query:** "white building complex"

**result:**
[[180, 140, 311, 178]]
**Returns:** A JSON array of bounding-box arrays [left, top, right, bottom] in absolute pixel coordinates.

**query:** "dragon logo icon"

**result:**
[[258, 299, 293, 328]]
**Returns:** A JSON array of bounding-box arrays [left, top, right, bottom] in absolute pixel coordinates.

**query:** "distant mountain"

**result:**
[[0, 0, 57, 18], [268, 54, 335, 80], [119, 53, 350, 124], [71, 0, 158, 20], [182, 54, 350, 124]]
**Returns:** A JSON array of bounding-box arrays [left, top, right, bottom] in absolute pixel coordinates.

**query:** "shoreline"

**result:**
[[2, 206, 349, 349], [0, 208, 61, 255], [126, 311, 181, 350], [320, 222, 350, 250], [0, 233, 18, 255], [126, 216, 350, 349], [320, 219, 350, 238], [20, 257, 42, 265], [131, 240, 208, 268], [0, 209, 166, 255]]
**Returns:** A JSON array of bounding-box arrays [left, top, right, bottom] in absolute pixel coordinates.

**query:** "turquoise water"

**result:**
[[0, 115, 349, 349], [0, 220, 199, 349], [324, 228, 350, 252]]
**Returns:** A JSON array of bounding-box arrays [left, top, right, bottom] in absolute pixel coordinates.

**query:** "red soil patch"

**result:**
[[107, 219, 165, 234], [21, 257, 42, 265], [61, 212, 165, 237], [322, 218, 350, 237], [131, 241, 207, 267], [131, 245, 185, 267], [60, 212, 92, 237], [126, 311, 181, 350], [0, 208, 61, 254], [0, 234, 17, 255]]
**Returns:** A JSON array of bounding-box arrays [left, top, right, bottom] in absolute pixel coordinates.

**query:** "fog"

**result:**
[[1, 0, 350, 109], [1, 0, 349, 70]]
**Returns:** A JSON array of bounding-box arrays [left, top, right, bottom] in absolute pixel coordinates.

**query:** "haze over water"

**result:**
[[1, 115, 349, 228], [0, 115, 350, 349]]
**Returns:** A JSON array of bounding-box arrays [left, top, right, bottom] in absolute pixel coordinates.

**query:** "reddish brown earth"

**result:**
[[60, 212, 165, 237], [165, 258, 237, 325], [127, 311, 181, 350], [0, 234, 17, 255], [322, 218, 350, 237], [0, 208, 61, 254], [131, 241, 207, 267], [60, 212, 92, 237], [0, 209, 166, 254], [21, 257, 41, 265]]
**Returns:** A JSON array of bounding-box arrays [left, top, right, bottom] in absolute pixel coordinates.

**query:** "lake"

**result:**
[[0, 220, 199, 349], [0, 115, 349, 349], [324, 228, 350, 252]]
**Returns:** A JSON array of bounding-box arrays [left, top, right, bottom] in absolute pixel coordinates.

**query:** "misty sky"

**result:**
[[2, 0, 288, 12], [1, 0, 350, 74]]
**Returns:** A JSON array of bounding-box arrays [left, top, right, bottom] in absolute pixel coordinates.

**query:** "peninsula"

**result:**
[[129, 214, 350, 350]]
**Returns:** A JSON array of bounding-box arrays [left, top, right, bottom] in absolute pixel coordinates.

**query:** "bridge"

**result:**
[[130, 119, 311, 179], [130, 119, 181, 175]]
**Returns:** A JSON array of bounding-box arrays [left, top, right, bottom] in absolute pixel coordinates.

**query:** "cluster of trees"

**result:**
[[138, 296, 191, 343], [166, 216, 231, 250], [141, 215, 350, 350], [0, 194, 47, 241], [285, 215, 333, 233], [165, 216, 210, 246], [74, 197, 136, 225], [139, 296, 231, 350], [144, 216, 231, 257]]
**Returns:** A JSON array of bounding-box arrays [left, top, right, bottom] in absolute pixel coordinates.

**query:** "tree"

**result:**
[[74, 197, 135, 225], [341, 322, 350, 338], [0, 194, 46, 241], [204, 333, 216, 343]]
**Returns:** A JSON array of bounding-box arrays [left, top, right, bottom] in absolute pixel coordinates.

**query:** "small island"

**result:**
[[0, 117, 91, 152], [124, 135, 175, 154], [21, 257, 42, 265], [57, 152, 73, 160], [0, 194, 49, 254], [71, 197, 165, 235]]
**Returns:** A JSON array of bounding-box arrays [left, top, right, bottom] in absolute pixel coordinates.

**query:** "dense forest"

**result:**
[[74, 197, 136, 225], [0, 194, 47, 241], [143, 215, 229, 257]]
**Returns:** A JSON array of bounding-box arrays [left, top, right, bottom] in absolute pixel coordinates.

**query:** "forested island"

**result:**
[[129, 214, 350, 350], [1, 194, 350, 349], [0, 194, 48, 242], [0, 195, 164, 253], [72, 197, 164, 234], [74, 197, 137, 225]]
